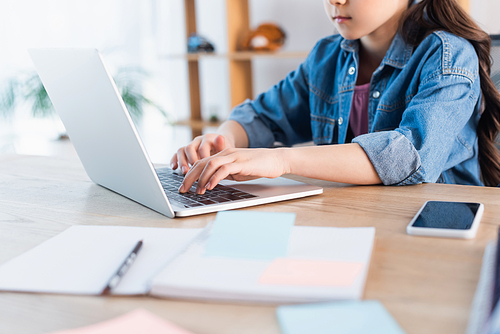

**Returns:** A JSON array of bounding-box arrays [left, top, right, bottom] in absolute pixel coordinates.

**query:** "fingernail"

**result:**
[[181, 166, 188, 174], [178, 184, 185, 192], [196, 187, 204, 195], [170, 163, 175, 169], [205, 182, 211, 190]]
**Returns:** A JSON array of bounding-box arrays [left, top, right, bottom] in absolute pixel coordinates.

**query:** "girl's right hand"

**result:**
[[170, 134, 232, 174]]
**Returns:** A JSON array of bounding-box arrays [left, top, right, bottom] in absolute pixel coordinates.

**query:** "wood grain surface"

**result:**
[[1, 154, 499, 334]]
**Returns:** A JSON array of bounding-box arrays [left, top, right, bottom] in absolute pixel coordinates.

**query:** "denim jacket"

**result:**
[[228, 31, 482, 186]]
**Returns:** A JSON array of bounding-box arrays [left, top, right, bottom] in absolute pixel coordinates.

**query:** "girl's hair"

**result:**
[[400, 0, 500, 186]]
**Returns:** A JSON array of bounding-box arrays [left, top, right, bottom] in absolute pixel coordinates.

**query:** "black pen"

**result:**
[[101, 240, 143, 295]]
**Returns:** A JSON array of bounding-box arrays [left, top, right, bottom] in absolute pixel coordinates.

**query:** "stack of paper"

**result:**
[[150, 211, 375, 303]]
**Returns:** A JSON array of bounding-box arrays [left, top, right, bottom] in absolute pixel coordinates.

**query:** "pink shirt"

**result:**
[[349, 83, 370, 137]]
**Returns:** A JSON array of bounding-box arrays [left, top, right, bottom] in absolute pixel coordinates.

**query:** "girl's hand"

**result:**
[[170, 134, 232, 174], [178, 148, 289, 194]]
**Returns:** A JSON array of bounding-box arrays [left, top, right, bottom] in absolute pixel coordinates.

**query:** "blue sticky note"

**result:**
[[277, 301, 406, 334], [205, 211, 295, 260]]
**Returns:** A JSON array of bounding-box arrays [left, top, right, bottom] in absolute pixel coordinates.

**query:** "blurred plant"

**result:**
[[0, 67, 171, 123], [113, 66, 171, 123], [0, 73, 53, 118]]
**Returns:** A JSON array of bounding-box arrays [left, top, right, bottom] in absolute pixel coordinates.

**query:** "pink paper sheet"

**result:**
[[48, 309, 194, 334], [258, 258, 364, 286]]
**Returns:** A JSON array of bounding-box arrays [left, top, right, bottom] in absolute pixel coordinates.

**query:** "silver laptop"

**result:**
[[28, 48, 323, 218]]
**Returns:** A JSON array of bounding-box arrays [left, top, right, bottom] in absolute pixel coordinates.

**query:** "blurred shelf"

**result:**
[[161, 51, 309, 61], [178, 0, 308, 139], [175, 119, 221, 131]]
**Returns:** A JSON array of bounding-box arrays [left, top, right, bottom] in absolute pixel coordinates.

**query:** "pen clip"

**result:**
[[101, 240, 143, 295]]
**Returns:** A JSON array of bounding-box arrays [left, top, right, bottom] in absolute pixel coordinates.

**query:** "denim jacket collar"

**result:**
[[340, 32, 414, 69]]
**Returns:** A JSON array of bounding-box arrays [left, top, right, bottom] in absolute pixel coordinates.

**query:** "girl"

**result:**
[[172, 0, 500, 195]]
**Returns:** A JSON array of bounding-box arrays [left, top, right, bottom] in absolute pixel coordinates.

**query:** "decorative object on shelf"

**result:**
[[187, 33, 215, 53], [209, 114, 219, 123], [179, 0, 304, 139], [240, 23, 287, 52], [0, 67, 170, 123]]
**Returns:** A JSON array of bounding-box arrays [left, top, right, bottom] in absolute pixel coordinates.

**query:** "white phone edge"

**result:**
[[406, 201, 484, 239]]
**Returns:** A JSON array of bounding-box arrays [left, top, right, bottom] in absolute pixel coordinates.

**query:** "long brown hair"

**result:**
[[400, 0, 500, 186]]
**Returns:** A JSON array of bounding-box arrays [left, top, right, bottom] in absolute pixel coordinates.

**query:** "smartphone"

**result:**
[[406, 200, 484, 239]]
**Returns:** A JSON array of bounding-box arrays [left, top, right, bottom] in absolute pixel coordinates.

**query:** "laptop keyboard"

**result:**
[[155, 167, 257, 209]]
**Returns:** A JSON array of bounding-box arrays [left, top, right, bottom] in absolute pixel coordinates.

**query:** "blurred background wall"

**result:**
[[0, 0, 498, 163]]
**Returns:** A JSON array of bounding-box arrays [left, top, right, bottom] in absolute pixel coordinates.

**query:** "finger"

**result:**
[[170, 153, 178, 170], [206, 163, 243, 191], [195, 156, 236, 194], [197, 139, 213, 159], [176, 148, 190, 174], [213, 135, 226, 152], [184, 141, 201, 166], [178, 159, 206, 193]]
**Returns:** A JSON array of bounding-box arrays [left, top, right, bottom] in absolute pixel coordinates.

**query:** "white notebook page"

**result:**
[[150, 226, 375, 303], [0, 225, 202, 295]]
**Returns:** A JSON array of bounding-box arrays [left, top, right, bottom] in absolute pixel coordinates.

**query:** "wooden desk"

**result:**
[[1, 154, 499, 334]]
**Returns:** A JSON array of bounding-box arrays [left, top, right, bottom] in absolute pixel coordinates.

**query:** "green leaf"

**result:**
[[0, 67, 172, 122], [0, 78, 21, 118], [23, 73, 55, 118]]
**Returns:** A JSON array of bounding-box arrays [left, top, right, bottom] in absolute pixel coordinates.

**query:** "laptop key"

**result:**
[[199, 199, 216, 205], [169, 200, 187, 208], [240, 194, 257, 199], [209, 197, 231, 203], [220, 194, 244, 201], [178, 197, 197, 204], [229, 191, 247, 196]]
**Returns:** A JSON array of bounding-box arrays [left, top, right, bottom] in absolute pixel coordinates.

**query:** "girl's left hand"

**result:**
[[178, 148, 288, 194]]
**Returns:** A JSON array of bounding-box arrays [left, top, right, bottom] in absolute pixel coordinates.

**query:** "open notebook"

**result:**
[[0, 223, 375, 303]]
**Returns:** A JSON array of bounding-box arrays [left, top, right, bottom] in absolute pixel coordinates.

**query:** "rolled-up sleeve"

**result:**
[[228, 100, 276, 148], [228, 54, 314, 148], [353, 131, 423, 185], [353, 72, 479, 185]]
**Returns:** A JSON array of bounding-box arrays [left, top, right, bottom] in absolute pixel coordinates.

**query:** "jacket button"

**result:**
[[338, 117, 343, 125], [372, 91, 380, 98], [348, 67, 355, 75]]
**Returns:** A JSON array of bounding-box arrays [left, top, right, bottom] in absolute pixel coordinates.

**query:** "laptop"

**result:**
[[28, 48, 323, 218]]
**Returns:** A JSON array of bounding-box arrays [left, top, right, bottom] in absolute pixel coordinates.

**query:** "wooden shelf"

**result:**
[[179, 0, 309, 139], [229, 51, 309, 60], [175, 119, 221, 131], [162, 51, 309, 61]]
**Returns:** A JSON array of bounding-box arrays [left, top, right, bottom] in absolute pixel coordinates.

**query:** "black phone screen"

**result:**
[[412, 201, 480, 230]]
